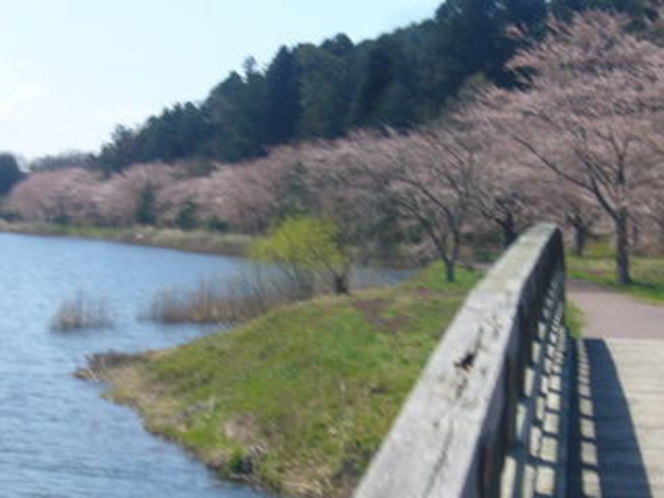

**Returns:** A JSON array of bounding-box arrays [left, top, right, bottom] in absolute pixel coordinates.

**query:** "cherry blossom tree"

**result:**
[[529, 171, 603, 256], [649, 197, 664, 250], [451, 113, 538, 248], [291, 137, 401, 264], [478, 12, 664, 284], [7, 168, 102, 224], [96, 163, 177, 226], [338, 125, 477, 282]]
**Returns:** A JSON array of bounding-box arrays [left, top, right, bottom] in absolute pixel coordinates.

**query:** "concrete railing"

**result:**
[[354, 223, 569, 498]]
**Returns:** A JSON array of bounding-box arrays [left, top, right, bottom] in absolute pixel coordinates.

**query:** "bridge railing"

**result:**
[[353, 223, 569, 498]]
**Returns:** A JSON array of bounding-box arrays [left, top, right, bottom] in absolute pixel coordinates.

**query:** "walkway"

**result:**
[[567, 280, 664, 497]]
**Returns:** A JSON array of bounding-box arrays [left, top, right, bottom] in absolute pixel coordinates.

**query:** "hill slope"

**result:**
[[84, 263, 480, 497]]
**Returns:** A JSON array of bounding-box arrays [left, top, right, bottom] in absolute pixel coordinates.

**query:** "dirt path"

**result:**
[[567, 279, 664, 340]]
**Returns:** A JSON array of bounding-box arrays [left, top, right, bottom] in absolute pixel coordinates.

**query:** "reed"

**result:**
[[144, 271, 305, 325], [51, 291, 115, 331]]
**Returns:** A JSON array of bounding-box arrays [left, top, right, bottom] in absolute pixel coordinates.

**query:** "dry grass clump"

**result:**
[[51, 291, 115, 331], [144, 267, 411, 326], [74, 350, 145, 381], [144, 273, 301, 325]]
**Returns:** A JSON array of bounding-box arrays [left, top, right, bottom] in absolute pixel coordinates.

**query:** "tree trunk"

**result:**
[[500, 214, 517, 249], [333, 274, 350, 295], [615, 211, 632, 285], [573, 224, 588, 257], [444, 257, 455, 283]]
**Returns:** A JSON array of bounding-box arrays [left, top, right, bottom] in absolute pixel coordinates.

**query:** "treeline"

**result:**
[[89, 0, 656, 173], [6, 9, 664, 287]]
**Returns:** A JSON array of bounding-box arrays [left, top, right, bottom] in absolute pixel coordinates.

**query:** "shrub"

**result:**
[[51, 291, 114, 331], [134, 184, 157, 225], [207, 216, 231, 233], [175, 199, 198, 230], [250, 215, 352, 297]]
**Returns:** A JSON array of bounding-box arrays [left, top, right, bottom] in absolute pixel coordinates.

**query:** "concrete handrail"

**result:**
[[354, 223, 567, 498]]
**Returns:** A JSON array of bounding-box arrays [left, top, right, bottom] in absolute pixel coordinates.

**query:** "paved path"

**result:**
[[568, 279, 664, 340], [568, 280, 664, 497]]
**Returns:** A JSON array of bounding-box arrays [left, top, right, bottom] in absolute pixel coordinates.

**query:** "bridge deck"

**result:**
[[568, 281, 664, 498], [569, 339, 664, 497]]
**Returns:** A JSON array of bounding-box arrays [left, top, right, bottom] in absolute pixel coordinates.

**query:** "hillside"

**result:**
[[79, 264, 481, 497], [32, 0, 654, 173], [4, 7, 664, 286]]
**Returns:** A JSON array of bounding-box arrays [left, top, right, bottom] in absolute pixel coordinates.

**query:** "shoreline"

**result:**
[[74, 351, 273, 494], [0, 221, 253, 258], [70, 265, 479, 498], [6, 220, 473, 496], [0, 220, 420, 269]]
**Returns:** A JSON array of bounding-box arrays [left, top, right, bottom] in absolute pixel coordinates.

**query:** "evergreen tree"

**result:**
[[320, 33, 354, 57], [353, 36, 399, 125], [202, 64, 266, 161], [435, 0, 512, 84], [263, 46, 301, 145], [135, 184, 157, 225], [90, 0, 641, 169], [175, 199, 198, 230], [297, 43, 351, 138], [0, 153, 23, 195], [99, 125, 138, 175], [504, 0, 548, 30]]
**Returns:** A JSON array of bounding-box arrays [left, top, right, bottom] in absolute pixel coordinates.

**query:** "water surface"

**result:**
[[0, 233, 267, 498]]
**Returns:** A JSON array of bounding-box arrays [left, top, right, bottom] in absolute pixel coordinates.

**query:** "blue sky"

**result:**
[[0, 0, 441, 159]]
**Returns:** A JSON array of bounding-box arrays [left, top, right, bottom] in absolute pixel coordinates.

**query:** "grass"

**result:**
[[567, 239, 664, 304], [565, 302, 584, 340], [88, 262, 480, 498], [0, 221, 252, 256]]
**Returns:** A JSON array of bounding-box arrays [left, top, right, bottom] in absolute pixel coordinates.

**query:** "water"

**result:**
[[0, 233, 267, 498]]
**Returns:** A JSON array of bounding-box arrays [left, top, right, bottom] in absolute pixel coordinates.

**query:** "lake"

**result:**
[[0, 233, 268, 498]]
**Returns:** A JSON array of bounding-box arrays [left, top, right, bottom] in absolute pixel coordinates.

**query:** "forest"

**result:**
[[1, 0, 663, 286], [22, 0, 659, 172]]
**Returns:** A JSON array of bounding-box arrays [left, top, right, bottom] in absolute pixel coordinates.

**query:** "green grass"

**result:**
[[567, 250, 664, 304], [565, 301, 584, 340], [100, 262, 480, 498]]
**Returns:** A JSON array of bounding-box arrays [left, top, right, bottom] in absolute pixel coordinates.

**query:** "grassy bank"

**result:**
[[82, 263, 480, 498], [0, 221, 252, 256], [567, 245, 664, 305]]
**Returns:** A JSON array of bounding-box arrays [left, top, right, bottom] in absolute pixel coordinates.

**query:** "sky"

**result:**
[[0, 0, 442, 160]]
